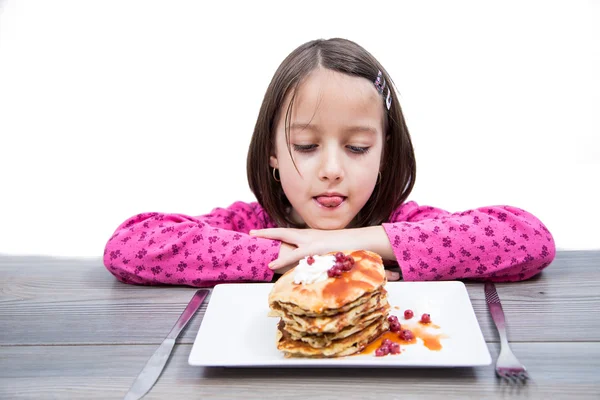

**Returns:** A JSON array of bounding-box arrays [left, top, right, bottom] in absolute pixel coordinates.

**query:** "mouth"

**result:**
[[313, 195, 347, 209]]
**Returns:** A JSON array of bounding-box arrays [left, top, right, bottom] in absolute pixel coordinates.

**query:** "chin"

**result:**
[[306, 219, 350, 231]]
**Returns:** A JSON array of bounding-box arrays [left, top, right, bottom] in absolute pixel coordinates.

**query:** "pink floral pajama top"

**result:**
[[103, 201, 555, 287]]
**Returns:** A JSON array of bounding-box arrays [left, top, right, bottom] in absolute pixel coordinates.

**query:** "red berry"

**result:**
[[389, 343, 401, 354], [399, 329, 414, 341], [375, 347, 387, 357], [380, 344, 391, 354], [382, 339, 392, 347], [341, 260, 353, 271], [327, 265, 342, 278], [390, 322, 401, 332], [307, 256, 315, 265], [335, 252, 345, 261], [348, 257, 355, 265], [388, 315, 399, 324], [421, 313, 431, 324], [404, 309, 414, 319]]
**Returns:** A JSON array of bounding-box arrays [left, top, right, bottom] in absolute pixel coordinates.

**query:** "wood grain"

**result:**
[[1, 251, 600, 399], [1, 251, 599, 345], [0, 343, 598, 399]]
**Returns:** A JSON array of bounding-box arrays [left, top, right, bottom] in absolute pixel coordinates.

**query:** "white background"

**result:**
[[0, 0, 598, 257]]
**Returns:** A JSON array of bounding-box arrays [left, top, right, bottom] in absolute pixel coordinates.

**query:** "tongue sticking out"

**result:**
[[315, 196, 345, 207]]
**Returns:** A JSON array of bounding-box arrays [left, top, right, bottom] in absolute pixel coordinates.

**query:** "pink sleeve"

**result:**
[[382, 201, 556, 282], [103, 201, 280, 287]]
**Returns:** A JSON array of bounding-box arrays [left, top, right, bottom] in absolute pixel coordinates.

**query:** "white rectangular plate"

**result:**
[[188, 281, 491, 367]]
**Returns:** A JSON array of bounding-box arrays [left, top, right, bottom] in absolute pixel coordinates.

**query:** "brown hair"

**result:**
[[247, 38, 416, 228]]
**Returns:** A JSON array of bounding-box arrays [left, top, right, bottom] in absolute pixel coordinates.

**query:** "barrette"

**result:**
[[374, 70, 392, 110], [385, 88, 392, 110], [374, 71, 385, 94]]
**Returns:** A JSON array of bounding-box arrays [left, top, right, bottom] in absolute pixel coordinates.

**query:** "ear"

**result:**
[[269, 155, 278, 169]]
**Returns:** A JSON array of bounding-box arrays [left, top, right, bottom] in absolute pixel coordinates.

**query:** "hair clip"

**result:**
[[385, 88, 392, 110], [374, 70, 392, 110], [374, 71, 385, 94]]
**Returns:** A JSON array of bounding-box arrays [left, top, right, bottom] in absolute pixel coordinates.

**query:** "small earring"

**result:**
[[272, 168, 281, 182]]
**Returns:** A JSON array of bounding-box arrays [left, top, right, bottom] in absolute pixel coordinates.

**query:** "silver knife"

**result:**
[[124, 289, 209, 400]]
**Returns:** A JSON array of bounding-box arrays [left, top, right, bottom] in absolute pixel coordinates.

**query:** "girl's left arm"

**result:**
[[379, 202, 556, 282]]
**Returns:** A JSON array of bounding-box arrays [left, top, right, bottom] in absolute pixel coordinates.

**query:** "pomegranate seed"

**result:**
[[388, 315, 399, 324], [390, 322, 401, 332], [382, 339, 392, 347], [421, 313, 431, 324], [306, 256, 315, 265], [404, 309, 414, 319], [327, 265, 342, 278], [375, 347, 387, 357], [327, 254, 355, 278], [399, 329, 414, 341], [389, 343, 401, 354]]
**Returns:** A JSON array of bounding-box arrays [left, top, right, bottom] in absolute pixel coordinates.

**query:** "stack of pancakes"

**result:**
[[268, 250, 390, 357]]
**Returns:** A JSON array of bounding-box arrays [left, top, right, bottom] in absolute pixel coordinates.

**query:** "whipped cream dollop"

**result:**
[[293, 254, 336, 285]]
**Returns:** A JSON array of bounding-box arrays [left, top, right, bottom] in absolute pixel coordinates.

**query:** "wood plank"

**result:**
[[1, 343, 599, 399], [0, 256, 211, 345], [1, 251, 599, 345], [464, 250, 600, 342]]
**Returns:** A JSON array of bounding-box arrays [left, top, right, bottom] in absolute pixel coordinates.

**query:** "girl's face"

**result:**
[[270, 68, 385, 230]]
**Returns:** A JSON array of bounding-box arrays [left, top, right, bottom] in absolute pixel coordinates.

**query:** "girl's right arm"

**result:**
[[103, 201, 281, 287]]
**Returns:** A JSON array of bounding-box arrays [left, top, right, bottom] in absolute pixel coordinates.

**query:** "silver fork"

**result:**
[[484, 282, 530, 384]]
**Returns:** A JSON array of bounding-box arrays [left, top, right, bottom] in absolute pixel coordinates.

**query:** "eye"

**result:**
[[347, 145, 371, 154], [293, 144, 317, 153]]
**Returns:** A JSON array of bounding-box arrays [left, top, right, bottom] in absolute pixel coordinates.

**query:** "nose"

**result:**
[[318, 146, 344, 182]]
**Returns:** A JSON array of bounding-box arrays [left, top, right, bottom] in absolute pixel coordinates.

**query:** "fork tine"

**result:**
[[497, 370, 511, 384], [508, 371, 528, 385], [507, 372, 519, 385], [517, 371, 529, 383]]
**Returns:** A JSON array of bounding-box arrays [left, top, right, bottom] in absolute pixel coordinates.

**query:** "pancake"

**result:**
[[274, 291, 388, 333], [268, 250, 386, 314], [268, 250, 390, 358], [270, 289, 376, 317], [276, 317, 390, 357], [283, 305, 390, 348]]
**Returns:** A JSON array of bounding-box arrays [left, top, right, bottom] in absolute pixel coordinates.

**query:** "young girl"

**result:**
[[103, 38, 555, 287]]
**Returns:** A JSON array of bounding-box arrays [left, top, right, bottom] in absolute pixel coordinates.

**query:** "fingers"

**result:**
[[268, 248, 304, 270], [270, 263, 295, 275], [249, 228, 296, 243], [386, 270, 401, 281]]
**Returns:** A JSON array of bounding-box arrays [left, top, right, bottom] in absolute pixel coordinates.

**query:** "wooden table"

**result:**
[[1, 251, 599, 399]]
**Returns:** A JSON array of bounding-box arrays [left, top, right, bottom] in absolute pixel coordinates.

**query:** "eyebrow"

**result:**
[[289, 122, 378, 135]]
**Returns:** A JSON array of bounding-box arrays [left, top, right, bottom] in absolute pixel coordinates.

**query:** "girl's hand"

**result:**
[[249, 228, 401, 281], [269, 241, 298, 275]]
